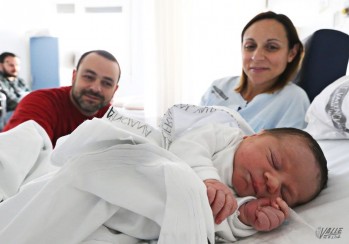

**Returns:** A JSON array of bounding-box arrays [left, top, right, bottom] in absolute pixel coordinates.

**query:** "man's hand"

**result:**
[[240, 197, 289, 231], [204, 179, 237, 224]]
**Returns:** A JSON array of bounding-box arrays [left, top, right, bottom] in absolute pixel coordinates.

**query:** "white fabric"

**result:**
[[3, 106, 349, 243], [107, 104, 257, 241], [0, 118, 215, 244], [169, 123, 243, 186], [305, 75, 349, 139], [162, 105, 257, 241], [0, 105, 256, 243], [159, 104, 254, 149], [0, 120, 56, 201], [214, 196, 257, 242]]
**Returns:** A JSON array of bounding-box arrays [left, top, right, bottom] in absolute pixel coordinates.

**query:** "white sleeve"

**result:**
[[168, 123, 242, 181], [229, 196, 257, 238], [214, 196, 257, 242]]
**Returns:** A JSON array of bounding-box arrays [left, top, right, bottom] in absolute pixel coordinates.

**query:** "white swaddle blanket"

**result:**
[[0, 104, 319, 243], [159, 104, 255, 149], [0, 104, 252, 243], [0, 120, 55, 201], [0, 118, 215, 243]]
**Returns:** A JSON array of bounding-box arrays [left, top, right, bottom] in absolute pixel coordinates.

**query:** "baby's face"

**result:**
[[232, 133, 320, 207]]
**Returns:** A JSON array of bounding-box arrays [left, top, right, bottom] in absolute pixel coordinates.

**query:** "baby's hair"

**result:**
[[264, 127, 328, 204]]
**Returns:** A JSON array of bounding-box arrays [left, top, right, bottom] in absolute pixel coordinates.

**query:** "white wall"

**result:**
[[0, 30, 29, 81], [175, 0, 349, 105], [51, 0, 135, 100], [1, 0, 348, 111], [0, 0, 138, 101]]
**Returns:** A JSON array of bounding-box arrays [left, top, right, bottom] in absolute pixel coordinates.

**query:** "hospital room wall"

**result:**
[[177, 0, 349, 104], [0, 0, 348, 118], [0, 0, 134, 100], [134, 0, 349, 119]]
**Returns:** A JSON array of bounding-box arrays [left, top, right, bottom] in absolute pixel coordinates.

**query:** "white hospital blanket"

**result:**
[[0, 104, 254, 243], [2, 105, 346, 244], [0, 118, 215, 244], [0, 120, 56, 201]]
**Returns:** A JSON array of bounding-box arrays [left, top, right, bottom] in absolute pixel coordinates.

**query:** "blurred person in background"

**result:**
[[0, 52, 31, 123]]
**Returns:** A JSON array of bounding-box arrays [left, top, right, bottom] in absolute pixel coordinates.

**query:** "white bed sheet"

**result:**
[[0, 119, 215, 244], [117, 104, 349, 243], [1, 119, 349, 243], [236, 139, 349, 244]]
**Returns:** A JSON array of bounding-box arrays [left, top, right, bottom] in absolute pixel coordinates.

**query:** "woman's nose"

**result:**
[[251, 48, 265, 61], [264, 172, 280, 196]]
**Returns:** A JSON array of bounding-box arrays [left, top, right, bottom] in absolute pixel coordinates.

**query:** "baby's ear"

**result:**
[[243, 133, 258, 139], [243, 129, 267, 139], [257, 129, 266, 135]]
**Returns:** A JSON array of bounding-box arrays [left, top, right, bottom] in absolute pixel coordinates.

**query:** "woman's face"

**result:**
[[241, 19, 298, 90]]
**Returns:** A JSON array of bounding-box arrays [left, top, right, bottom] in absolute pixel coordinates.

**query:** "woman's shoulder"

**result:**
[[279, 82, 308, 97], [274, 82, 310, 105]]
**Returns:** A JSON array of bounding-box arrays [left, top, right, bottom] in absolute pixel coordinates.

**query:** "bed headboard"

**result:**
[[294, 29, 349, 102]]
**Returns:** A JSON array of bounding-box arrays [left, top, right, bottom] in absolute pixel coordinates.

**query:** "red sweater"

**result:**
[[3, 86, 110, 147]]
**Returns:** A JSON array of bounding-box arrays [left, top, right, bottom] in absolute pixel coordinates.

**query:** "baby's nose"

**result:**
[[264, 172, 280, 196]]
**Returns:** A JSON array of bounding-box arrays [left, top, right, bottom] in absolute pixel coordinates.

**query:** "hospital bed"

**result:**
[[0, 76, 349, 244], [294, 28, 349, 102], [239, 75, 349, 244], [0, 24, 348, 243]]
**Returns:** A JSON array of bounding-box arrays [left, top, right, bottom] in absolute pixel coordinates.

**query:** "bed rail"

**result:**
[[0, 92, 6, 131]]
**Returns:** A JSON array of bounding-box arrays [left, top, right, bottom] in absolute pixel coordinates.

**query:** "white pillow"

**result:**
[[305, 75, 349, 139]]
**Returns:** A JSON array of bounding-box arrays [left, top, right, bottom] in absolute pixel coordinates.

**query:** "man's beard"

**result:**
[[72, 87, 107, 114], [3, 70, 16, 79]]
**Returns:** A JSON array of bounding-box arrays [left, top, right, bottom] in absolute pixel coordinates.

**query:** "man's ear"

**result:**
[[71, 69, 77, 85], [243, 134, 257, 139], [114, 84, 119, 93]]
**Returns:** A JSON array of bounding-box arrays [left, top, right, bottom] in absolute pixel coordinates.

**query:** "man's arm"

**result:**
[[3, 90, 58, 142]]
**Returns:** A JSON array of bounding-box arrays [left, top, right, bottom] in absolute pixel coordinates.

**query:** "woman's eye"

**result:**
[[244, 44, 256, 51], [266, 44, 279, 51]]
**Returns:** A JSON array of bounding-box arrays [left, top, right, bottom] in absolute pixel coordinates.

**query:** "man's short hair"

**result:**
[[0, 52, 16, 63]]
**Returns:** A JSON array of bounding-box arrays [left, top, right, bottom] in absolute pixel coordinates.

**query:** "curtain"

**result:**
[[131, 0, 265, 125]]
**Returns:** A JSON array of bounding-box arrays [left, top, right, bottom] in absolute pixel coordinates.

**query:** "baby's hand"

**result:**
[[204, 179, 237, 225], [241, 197, 289, 231]]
